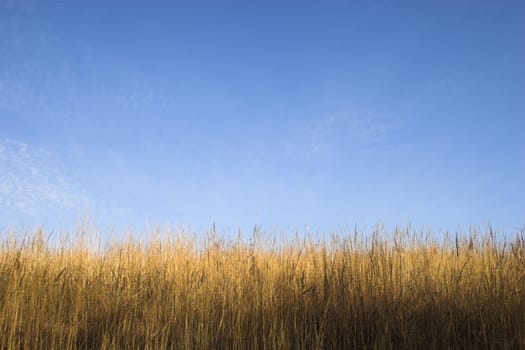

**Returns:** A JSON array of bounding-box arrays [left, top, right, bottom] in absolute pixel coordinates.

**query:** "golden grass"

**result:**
[[0, 226, 524, 349]]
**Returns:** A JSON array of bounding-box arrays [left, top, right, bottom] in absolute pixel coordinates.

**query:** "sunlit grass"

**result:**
[[0, 226, 523, 349]]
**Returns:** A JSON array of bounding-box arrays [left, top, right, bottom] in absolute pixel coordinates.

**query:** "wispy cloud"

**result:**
[[1, 0, 33, 11], [285, 110, 401, 159], [0, 139, 89, 217], [0, 14, 172, 122]]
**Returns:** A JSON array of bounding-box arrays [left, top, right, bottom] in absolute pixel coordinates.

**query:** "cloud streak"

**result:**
[[0, 139, 89, 217], [285, 110, 401, 159]]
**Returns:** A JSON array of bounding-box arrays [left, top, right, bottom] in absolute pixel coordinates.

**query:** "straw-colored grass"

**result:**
[[0, 226, 523, 349]]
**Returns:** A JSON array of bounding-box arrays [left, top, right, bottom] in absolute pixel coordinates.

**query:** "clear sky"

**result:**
[[1, 0, 524, 237]]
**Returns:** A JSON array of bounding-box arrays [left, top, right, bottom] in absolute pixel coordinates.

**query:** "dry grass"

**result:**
[[0, 226, 524, 349]]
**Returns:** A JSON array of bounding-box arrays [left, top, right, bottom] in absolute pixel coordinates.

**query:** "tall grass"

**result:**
[[0, 226, 524, 349]]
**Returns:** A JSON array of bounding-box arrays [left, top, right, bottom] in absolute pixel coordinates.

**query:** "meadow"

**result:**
[[0, 226, 523, 349]]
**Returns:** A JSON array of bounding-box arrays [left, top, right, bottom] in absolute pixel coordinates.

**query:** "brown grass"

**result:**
[[0, 226, 524, 349]]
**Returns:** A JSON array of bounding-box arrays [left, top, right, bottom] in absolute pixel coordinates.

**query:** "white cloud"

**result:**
[[0, 16, 172, 122], [0, 138, 89, 217], [1, 0, 32, 11], [286, 110, 401, 158]]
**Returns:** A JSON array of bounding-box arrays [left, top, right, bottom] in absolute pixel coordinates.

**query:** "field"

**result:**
[[0, 226, 524, 349]]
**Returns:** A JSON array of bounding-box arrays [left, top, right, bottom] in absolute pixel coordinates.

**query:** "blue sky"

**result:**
[[1, 0, 524, 236]]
